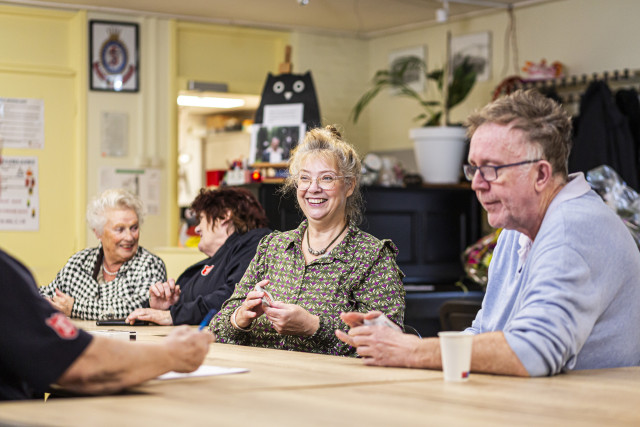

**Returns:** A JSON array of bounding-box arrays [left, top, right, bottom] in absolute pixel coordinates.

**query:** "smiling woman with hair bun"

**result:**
[[209, 125, 405, 356]]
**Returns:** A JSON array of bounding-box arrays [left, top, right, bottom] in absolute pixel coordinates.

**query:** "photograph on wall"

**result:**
[[249, 124, 305, 165], [388, 45, 427, 93], [450, 32, 491, 82], [0, 156, 39, 231], [90, 20, 139, 92]]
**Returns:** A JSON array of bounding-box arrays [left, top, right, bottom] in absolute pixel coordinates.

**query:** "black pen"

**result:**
[[198, 309, 217, 331]]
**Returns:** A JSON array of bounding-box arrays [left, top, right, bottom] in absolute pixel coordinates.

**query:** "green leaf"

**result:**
[[351, 53, 476, 127]]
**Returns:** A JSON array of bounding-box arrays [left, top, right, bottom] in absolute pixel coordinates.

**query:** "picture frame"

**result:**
[[249, 123, 306, 167], [388, 45, 427, 93], [89, 20, 139, 92], [450, 32, 491, 82]]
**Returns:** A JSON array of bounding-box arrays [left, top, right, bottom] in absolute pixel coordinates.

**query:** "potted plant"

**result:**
[[351, 54, 477, 184]]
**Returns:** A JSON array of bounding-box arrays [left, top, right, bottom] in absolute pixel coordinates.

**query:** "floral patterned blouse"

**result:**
[[209, 220, 405, 356]]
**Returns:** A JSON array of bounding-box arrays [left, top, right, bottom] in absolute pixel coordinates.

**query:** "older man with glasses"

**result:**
[[338, 89, 640, 377]]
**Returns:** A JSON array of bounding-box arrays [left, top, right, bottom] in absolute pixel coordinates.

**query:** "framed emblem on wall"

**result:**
[[89, 20, 139, 92]]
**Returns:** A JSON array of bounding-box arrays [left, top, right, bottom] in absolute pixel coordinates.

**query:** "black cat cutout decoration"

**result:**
[[254, 71, 321, 131]]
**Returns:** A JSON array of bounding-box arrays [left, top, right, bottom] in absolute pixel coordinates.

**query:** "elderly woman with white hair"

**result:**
[[40, 189, 166, 320]]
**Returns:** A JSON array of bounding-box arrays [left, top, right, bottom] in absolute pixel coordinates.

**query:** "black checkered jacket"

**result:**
[[39, 245, 166, 320]]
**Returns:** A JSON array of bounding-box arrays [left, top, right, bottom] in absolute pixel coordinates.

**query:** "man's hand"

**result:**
[[264, 302, 319, 336], [149, 279, 181, 310], [47, 288, 75, 317], [164, 326, 214, 373], [126, 308, 173, 326], [336, 311, 422, 368]]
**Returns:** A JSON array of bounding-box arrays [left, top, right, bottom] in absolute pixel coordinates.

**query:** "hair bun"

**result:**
[[325, 125, 342, 139]]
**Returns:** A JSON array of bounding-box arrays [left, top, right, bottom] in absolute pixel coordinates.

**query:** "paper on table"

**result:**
[[156, 365, 248, 380]]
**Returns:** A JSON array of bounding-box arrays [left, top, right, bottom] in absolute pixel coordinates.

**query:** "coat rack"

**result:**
[[519, 69, 640, 104], [493, 69, 640, 104]]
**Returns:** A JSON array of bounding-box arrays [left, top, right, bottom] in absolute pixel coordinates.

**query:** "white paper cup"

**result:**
[[438, 331, 473, 382]]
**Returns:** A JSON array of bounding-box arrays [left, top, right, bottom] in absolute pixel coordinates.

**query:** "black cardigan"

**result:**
[[168, 227, 271, 325]]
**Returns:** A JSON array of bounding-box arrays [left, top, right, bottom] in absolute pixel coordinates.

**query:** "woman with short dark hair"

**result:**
[[126, 187, 271, 325]]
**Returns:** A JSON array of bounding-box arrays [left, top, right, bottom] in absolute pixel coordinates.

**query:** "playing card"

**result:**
[[363, 315, 401, 331], [255, 284, 274, 307]]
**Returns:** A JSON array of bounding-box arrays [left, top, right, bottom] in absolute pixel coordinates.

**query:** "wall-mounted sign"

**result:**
[[89, 20, 139, 92], [0, 156, 39, 231], [0, 97, 44, 149]]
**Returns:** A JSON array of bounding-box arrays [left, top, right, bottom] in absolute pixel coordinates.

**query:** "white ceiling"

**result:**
[[5, 0, 557, 37]]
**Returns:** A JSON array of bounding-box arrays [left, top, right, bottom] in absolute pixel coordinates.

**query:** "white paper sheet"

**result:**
[[156, 365, 248, 380]]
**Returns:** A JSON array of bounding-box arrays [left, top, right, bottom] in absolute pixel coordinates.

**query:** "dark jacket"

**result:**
[[169, 228, 271, 325], [569, 81, 639, 191]]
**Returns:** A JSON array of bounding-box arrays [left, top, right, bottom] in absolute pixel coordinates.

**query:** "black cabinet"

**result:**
[[259, 183, 482, 285], [257, 183, 484, 336]]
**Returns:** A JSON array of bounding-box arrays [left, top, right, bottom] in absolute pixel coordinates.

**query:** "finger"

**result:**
[[167, 278, 176, 291], [340, 311, 366, 327], [246, 290, 264, 300], [126, 310, 142, 322], [364, 311, 384, 320], [161, 281, 173, 298], [150, 282, 163, 297], [246, 297, 265, 310], [347, 325, 373, 338], [266, 300, 284, 309], [255, 279, 270, 288], [335, 329, 356, 347]]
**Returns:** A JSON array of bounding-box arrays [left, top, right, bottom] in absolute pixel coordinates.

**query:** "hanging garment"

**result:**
[[615, 88, 640, 177], [569, 81, 639, 191]]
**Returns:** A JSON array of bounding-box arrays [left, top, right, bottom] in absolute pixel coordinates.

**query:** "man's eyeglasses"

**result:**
[[463, 159, 542, 182], [295, 174, 345, 190]]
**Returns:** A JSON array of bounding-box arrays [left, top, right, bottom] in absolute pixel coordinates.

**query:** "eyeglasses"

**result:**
[[463, 159, 542, 182], [295, 174, 345, 190]]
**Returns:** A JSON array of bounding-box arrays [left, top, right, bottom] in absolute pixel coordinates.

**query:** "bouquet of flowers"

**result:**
[[462, 228, 502, 289]]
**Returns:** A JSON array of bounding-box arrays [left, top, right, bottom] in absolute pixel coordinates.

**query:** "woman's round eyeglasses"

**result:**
[[295, 174, 345, 190], [463, 159, 542, 182]]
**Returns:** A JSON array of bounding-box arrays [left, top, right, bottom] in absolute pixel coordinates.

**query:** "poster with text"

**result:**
[[99, 167, 161, 215], [0, 156, 39, 231], [0, 97, 45, 149]]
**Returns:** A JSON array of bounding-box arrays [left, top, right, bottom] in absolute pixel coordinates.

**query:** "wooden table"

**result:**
[[1, 321, 638, 426]]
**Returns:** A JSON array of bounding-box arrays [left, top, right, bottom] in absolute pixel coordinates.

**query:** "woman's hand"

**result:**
[[149, 279, 181, 310], [233, 279, 271, 329], [47, 288, 75, 317], [264, 302, 319, 336], [126, 308, 174, 326]]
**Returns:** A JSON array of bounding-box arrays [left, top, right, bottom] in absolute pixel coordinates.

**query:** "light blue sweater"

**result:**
[[467, 173, 640, 376]]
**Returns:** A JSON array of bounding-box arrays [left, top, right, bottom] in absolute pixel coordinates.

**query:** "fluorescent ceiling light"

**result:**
[[177, 95, 245, 108]]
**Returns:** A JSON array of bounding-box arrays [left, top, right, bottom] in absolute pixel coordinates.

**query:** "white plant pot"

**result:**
[[410, 126, 468, 184]]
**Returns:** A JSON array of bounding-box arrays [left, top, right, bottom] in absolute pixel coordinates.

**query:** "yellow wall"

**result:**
[[3, 0, 640, 283], [176, 22, 290, 95], [85, 13, 174, 252], [364, 0, 640, 152], [291, 32, 370, 154], [0, 5, 86, 285]]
